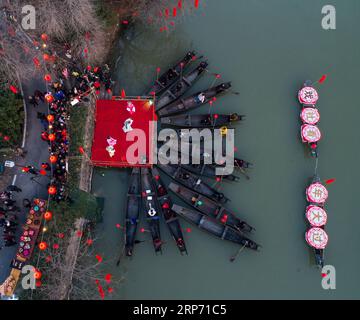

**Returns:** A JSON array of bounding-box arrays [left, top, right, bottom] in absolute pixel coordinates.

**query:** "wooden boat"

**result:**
[[157, 164, 228, 203], [160, 113, 243, 128], [158, 151, 241, 181], [125, 168, 141, 256], [155, 61, 209, 110], [181, 164, 240, 182], [147, 51, 196, 96], [150, 167, 187, 255], [305, 175, 329, 268], [172, 204, 259, 251], [141, 168, 162, 254], [157, 82, 232, 117], [168, 182, 254, 233], [158, 139, 250, 175], [298, 80, 320, 158]]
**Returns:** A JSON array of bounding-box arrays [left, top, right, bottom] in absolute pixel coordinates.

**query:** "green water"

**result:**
[[91, 0, 360, 299]]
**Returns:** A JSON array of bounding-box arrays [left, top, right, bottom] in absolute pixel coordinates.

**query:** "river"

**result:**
[[91, 0, 360, 299]]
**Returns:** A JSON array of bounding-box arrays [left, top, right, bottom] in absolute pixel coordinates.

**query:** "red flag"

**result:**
[[325, 178, 336, 185], [173, 7, 177, 17], [195, 0, 199, 8], [105, 274, 112, 284], [9, 85, 18, 94], [33, 57, 40, 67], [319, 75, 327, 84], [121, 89, 126, 98], [79, 146, 85, 154], [178, 0, 182, 9]]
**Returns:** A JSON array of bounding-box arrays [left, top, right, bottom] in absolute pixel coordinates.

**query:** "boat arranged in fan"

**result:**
[[168, 182, 254, 233], [172, 205, 259, 251], [160, 113, 243, 128], [124, 168, 141, 256], [156, 61, 208, 110], [157, 164, 228, 203], [157, 82, 232, 117], [305, 175, 329, 268], [150, 167, 187, 255], [141, 168, 162, 254], [148, 51, 196, 96]]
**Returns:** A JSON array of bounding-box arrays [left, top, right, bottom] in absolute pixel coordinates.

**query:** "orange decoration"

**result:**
[[48, 134, 56, 142], [49, 155, 57, 163], [39, 242, 47, 251], [48, 186, 57, 195], [44, 211, 53, 221]]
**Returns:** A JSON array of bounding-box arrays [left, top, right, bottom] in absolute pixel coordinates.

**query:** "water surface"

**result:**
[[92, 0, 360, 299]]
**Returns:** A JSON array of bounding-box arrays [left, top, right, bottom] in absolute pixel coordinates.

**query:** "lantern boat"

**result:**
[[157, 164, 228, 203], [305, 175, 329, 268], [160, 113, 243, 128], [172, 204, 259, 251], [298, 81, 321, 157], [150, 167, 187, 255], [124, 168, 141, 257], [155, 61, 209, 110], [168, 182, 254, 233], [157, 82, 232, 117], [141, 168, 162, 254], [148, 51, 196, 96]]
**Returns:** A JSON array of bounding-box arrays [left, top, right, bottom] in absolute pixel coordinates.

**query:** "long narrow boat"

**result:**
[[181, 164, 240, 182], [161, 130, 252, 171], [158, 150, 241, 181], [305, 175, 329, 269], [156, 61, 209, 110], [125, 168, 141, 256], [298, 80, 320, 158], [157, 164, 228, 203], [168, 182, 254, 233], [141, 168, 162, 254], [147, 51, 196, 96], [157, 82, 232, 117], [161, 113, 243, 128], [150, 167, 187, 255], [172, 204, 259, 251]]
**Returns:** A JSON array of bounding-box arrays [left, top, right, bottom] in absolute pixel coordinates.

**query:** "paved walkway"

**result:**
[[0, 79, 50, 283]]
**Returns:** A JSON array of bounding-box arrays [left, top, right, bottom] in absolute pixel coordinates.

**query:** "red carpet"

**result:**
[[91, 99, 155, 167]]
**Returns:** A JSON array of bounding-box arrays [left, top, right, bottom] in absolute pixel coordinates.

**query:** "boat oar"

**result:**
[[229, 241, 248, 263], [116, 240, 147, 266]]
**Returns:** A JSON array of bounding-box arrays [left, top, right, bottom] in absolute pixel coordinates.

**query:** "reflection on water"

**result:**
[[92, 0, 360, 299]]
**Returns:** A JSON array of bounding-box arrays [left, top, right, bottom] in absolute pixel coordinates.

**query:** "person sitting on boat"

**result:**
[[194, 92, 206, 104], [180, 173, 190, 180], [177, 238, 185, 249], [200, 115, 212, 126]]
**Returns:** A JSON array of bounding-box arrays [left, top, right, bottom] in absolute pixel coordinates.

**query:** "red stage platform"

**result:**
[[91, 99, 155, 167]]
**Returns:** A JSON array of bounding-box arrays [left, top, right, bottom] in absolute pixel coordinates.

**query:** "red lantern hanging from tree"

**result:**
[[48, 186, 57, 195]]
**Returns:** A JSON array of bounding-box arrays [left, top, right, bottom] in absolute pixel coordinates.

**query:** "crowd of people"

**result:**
[[26, 64, 112, 203], [0, 186, 22, 249]]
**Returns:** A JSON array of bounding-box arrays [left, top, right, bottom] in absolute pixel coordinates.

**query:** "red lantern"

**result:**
[[43, 53, 50, 61], [33, 57, 40, 67], [49, 155, 57, 163], [44, 211, 53, 221], [48, 186, 57, 195], [41, 33, 48, 42], [45, 94, 54, 103], [47, 114, 54, 122], [48, 134, 56, 142], [44, 74, 52, 82], [39, 169, 47, 176], [34, 270, 42, 280], [38, 242, 47, 251], [9, 85, 18, 94]]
